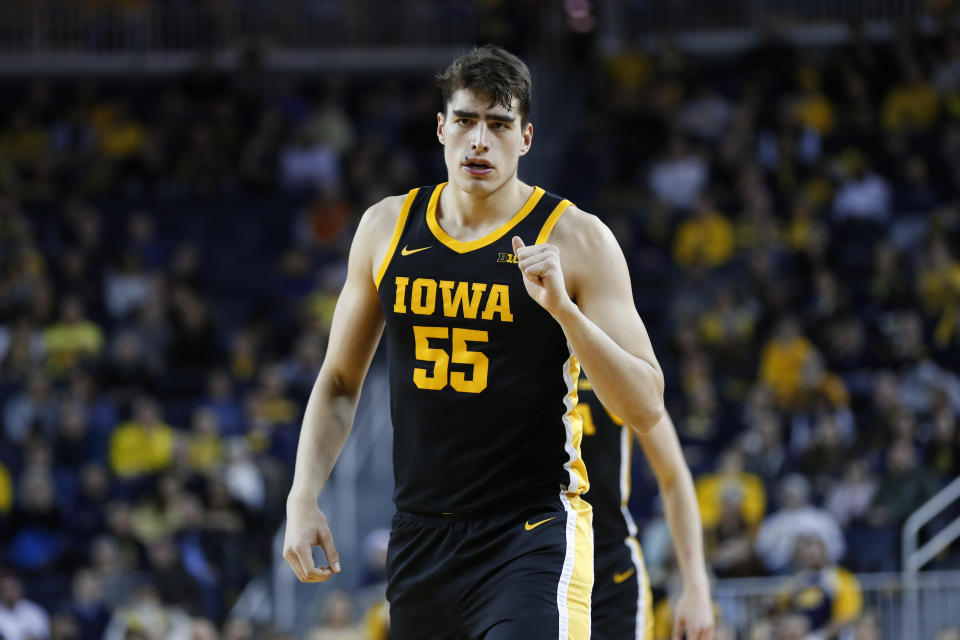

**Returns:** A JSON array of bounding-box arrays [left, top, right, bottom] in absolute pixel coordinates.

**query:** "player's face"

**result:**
[[437, 88, 533, 196]]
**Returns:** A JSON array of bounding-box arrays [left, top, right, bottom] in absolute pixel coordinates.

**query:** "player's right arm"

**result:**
[[282, 195, 404, 583]]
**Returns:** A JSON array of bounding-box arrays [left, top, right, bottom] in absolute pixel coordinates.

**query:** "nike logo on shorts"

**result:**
[[613, 568, 636, 584]]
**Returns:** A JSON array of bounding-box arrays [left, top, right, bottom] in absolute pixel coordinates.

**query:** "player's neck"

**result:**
[[439, 179, 533, 233]]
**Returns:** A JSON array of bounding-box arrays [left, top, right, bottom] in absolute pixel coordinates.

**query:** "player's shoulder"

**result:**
[[354, 193, 410, 251], [351, 192, 415, 276], [545, 202, 619, 257], [358, 193, 410, 238]]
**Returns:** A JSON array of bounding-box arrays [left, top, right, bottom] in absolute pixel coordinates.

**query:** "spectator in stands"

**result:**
[[202, 370, 245, 438], [773, 533, 862, 637], [53, 400, 97, 473], [648, 135, 708, 211], [832, 149, 891, 224], [9, 465, 67, 574], [108, 397, 175, 479], [191, 617, 220, 640], [672, 197, 735, 270], [917, 238, 960, 349], [99, 330, 157, 408], [166, 288, 221, 375], [3, 372, 58, 444], [928, 404, 959, 478], [825, 458, 877, 530], [244, 365, 300, 462], [774, 613, 811, 640], [68, 465, 111, 548], [221, 617, 254, 640], [680, 82, 733, 143], [63, 568, 110, 640], [102, 582, 191, 640], [758, 319, 819, 410], [868, 438, 941, 527], [42, 296, 104, 376], [787, 66, 835, 137], [742, 411, 788, 487], [307, 590, 364, 640], [145, 538, 201, 616], [0, 317, 46, 382], [755, 475, 844, 574], [0, 569, 50, 640], [186, 408, 223, 474], [881, 62, 940, 135], [279, 127, 340, 193], [696, 447, 767, 534], [851, 612, 879, 640], [222, 438, 265, 513], [88, 537, 138, 610], [103, 251, 153, 321], [696, 447, 766, 576]]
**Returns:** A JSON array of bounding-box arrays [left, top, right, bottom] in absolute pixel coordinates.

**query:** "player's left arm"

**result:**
[[512, 207, 664, 432], [637, 412, 714, 640]]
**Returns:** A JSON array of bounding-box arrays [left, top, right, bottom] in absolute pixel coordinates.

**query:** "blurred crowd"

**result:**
[[2, 15, 960, 640], [580, 22, 960, 640], [0, 58, 434, 639]]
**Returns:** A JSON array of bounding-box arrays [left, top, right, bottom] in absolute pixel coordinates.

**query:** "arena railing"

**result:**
[[0, 0, 940, 74], [902, 476, 960, 639], [713, 570, 960, 638]]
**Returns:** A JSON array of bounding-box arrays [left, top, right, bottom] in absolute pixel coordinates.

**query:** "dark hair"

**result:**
[[436, 45, 532, 125]]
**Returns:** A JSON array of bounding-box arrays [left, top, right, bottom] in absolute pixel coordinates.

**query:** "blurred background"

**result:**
[[1, 1, 960, 639]]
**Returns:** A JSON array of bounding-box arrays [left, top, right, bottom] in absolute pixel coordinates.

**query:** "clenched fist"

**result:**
[[512, 236, 573, 318]]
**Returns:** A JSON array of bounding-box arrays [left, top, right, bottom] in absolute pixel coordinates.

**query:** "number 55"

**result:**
[[412, 326, 489, 394]]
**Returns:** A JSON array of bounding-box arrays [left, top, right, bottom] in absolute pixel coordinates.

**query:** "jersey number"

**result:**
[[413, 326, 489, 393]]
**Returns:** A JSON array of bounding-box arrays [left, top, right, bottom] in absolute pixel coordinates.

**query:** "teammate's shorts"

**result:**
[[386, 494, 593, 640], [591, 536, 653, 640]]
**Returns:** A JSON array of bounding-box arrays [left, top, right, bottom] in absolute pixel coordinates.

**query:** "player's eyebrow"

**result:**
[[452, 109, 516, 124]]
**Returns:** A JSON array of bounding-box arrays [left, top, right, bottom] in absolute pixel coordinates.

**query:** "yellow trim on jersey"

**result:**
[[375, 188, 420, 289], [425, 183, 546, 253], [621, 427, 633, 508], [559, 494, 594, 640], [563, 354, 589, 494], [535, 198, 573, 244], [640, 545, 653, 640], [626, 536, 654, 640]]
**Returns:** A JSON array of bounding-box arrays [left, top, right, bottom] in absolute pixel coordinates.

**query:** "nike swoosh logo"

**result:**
[[613, 568, 636, 584], [524, 517, 556, 531], [401, 245, 432, 256]]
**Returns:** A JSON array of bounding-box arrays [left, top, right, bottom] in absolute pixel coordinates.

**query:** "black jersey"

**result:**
[[375, 183, 588, 515], [576, 377, 636, 550]]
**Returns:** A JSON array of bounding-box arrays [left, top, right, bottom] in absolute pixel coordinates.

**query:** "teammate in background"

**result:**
[[284, 45, 674, 639], [577, 379, 714, 640]]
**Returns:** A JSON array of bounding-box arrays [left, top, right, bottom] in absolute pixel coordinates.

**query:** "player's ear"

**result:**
[[437, 112, 446, 145], [519, 122, 533, 156]]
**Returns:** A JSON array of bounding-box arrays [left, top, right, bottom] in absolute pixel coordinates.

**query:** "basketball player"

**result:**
[[577, 379, 713, 639], [283, 45, 689, 639]]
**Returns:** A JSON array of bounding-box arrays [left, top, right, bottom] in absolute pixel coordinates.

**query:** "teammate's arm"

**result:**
[[637, 412, 714, 640], [512, 210, 664, 432], [282, 197, 400, 583]]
